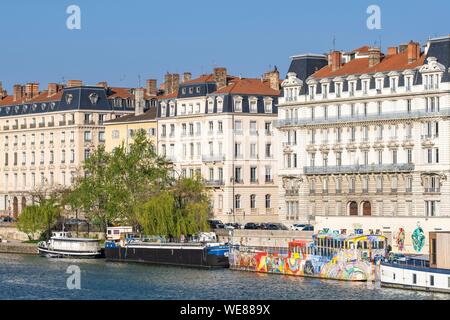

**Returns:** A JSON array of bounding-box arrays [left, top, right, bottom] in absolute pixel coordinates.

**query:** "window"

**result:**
[[265, 195, 271, 209], [112, 130, 119, 139], [250, 195, 256, 209], [250, 167, 257, 183], [264, 99, 273, 113], [412, 274, 417, 285], [234, 98, 242, 112], [70, 150, 75, 163], [84, 131, 92, 142], [249, 99, 257, 113], [265, 167, 272, 182], [235, 195, 241, 209], [265, 144, 272, 158], [84, 149, 90, 160], [234, 167, 242, 183], [98, 131, 105, 142], [430, 275, 435, 287]]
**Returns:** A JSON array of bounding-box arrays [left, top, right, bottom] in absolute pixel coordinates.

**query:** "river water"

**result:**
[[0, 253, 448, 300]]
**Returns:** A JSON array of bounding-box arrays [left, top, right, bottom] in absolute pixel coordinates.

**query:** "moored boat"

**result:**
[[38, 232, 103, 259], [229, 231, 387, 281], [104, 231, 229, 268]]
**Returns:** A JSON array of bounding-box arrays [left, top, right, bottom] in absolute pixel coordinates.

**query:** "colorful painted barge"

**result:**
[[229, 232, 387, 281]]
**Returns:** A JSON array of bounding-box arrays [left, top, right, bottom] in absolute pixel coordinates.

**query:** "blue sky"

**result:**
[[0, 0, 448, 91]]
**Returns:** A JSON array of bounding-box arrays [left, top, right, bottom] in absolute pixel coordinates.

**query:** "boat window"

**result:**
[[413, 274, 417, 285], [430, 275, 434, 286]]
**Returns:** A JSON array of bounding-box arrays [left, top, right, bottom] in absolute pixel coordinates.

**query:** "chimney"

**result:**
[[13, 84, 23, 102], [407, 41, 421, 64], [171, 74, 180, 95], [48, 83, 58, 97], [146, 79, 157, 96], [134, 88, 145, 116], [0, 81, 4, 99], [330, 51, 343, 72], [164, 73, 172, 95], [96, 81, 108, 88], [387, 47, 398, 56], [213, 67, 228, 89], [263, 66, 280, 91], [25, 83, 39, 99], [368, 47, 382, 67], [67, 80, 83, 87], [183, 72, 192, 83], [399, 44, 408, 53]]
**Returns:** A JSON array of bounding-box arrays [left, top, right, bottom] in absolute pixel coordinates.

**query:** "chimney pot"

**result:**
[[213, 67, 228, 89], [48, 83, 58, 97], [368, 47, 382, 67], [67, 80, 83, 87], [407, 41, 421, 64], [330, 51, 343, 72], [13, 84, 24, 102], [96, 81, 108, 88], [146, 79, 158, 96], [387, 47, 398, 56], [183, 72, 192, 83], [134, 88, 145, 116], [263, 67, 280, 91]]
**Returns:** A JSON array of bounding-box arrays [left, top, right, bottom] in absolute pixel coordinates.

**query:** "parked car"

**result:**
[[224, 223, 242, 230], [267, 223, 289, 230], [258, 223, 269, 230], [244, 223, 259, 230], [301, 225, 314, 231], [208, 220, 224, 230], [1, 217, 15, 223], [291, 224, 306, 231]]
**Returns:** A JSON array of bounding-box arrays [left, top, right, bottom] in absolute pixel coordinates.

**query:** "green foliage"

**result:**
[[65, 129, 210, 237], [17, 200, 61, 241], [135, 177, 210, 238]]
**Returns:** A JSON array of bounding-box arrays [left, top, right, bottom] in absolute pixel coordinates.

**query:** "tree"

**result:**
[[65, 130, 172, 231], [17, 199, 61, 241], [135, 177, 211, 239]]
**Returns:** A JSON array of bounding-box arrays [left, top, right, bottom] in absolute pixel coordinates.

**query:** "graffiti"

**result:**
[[412, 226, 426, 252], [396, 228, 405, 252], [230, 233, 386, 282]]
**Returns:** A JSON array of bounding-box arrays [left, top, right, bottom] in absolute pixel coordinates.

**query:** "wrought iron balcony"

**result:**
[[304, 163, 415, 175], [202, 155, 226, 162], [205, 180, 225, 187], [275, 108, 450, 128]]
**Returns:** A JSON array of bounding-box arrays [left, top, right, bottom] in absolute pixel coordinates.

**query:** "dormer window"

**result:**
[[322, 84, 328, 99], [405, 76, 412, 92], [249, 97, 258, 113], [233, 97, 242, 112], [189, 87, 193, 94], [207, 99, 214, 113], [196, 87, 201, 93], [264, 98, 273, 113], [349, 82, 356, 97], [309, 85, 315, 100], [420, 57, 445, 91], [335, 82, 342, 98], [182, 88, 186, 95], [282, 73, 303, 103]]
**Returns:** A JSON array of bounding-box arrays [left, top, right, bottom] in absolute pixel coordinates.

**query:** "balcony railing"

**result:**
[[39, 123, 45, 128], [202, 155, 225, 162], [205, 180, 225, 187], [424, 188, 440, 193], [59, 121, 66, 126], [304, 163, 415, 175], [275, 108, 450, 128]]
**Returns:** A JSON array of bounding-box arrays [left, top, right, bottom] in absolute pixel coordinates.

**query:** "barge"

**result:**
[[381, 231, 450, 293], [229, 231, 387, 281], [104, 232, 229, 268]]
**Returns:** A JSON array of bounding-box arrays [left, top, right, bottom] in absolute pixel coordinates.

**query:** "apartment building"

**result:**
[[276, 35, 450, 253], [104, 84, 159, 152], [158, 68, 281, 223], [0, 80, 155, 217]]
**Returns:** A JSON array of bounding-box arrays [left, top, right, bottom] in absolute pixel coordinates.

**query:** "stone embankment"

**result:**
[[0, 242, 37, 255], [216, 229, 313, 248]]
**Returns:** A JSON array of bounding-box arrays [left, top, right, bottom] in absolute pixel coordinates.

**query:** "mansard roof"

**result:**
[[312, 50, 426, 79]]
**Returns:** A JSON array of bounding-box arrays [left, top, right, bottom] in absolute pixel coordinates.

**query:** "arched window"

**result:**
[[250, 195, 256, 209], [265, 194, 271, 209], [235, 195, 241, 209]]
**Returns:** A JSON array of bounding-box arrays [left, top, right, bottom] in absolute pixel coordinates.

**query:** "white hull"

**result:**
[[38, 246, 102, 259]]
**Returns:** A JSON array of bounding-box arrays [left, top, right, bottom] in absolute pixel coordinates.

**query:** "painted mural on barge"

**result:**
[[230, 233, 387, 282]]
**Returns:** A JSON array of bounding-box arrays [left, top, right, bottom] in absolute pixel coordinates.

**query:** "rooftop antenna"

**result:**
[[332, 36, 336, 51], [138, 74, 141, 88], [379, 35, 382, 50]]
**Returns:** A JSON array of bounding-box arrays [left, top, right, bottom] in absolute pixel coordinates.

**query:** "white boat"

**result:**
[[38, 232, 103, 259]]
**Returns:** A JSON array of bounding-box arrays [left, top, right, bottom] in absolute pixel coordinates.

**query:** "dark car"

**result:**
[[2, 217, 15, 223], [244, 223, 259, 230], [208, 220, 224, 230], [265, 223, 289, 230], [302, 225, 314, 231]]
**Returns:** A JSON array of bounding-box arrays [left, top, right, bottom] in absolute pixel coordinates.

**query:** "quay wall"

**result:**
[[0, 225, 31, 241], [216, 229, 313, 248], [0, 242, 37, 255]]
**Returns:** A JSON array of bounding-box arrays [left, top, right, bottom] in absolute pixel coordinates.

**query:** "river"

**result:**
[[0, 253, 448, 300]]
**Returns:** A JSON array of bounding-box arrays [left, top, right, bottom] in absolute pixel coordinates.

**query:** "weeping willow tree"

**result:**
[[17, 199, 61, 241], [135, 177, 211, 239]]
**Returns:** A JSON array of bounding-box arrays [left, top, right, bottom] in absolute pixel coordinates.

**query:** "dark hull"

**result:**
[[105, 246, 229, 268]]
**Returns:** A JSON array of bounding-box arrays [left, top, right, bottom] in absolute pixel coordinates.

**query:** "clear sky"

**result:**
[[0, 0, 448, 91]]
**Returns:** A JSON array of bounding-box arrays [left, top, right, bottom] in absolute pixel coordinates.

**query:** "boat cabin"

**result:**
[[107, 226, 133, 241]]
